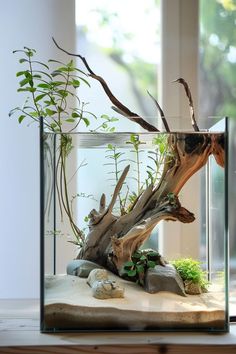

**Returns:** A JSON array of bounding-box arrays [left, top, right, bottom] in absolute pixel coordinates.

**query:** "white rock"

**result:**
[[87, 269, 108, 287], [92, 280, 125, 299]]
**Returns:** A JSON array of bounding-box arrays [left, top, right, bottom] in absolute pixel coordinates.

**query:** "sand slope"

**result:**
[[43, 274, 226, 331]]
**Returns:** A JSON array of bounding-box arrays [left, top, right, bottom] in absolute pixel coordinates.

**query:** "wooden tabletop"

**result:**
[[0, 299, 236, 353]]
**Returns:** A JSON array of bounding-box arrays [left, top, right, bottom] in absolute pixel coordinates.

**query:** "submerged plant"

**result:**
[[126, 133, 145, 196], [122, 250, 163, 286], [103, 133, 174, 217], [172, 258, 209, 290]]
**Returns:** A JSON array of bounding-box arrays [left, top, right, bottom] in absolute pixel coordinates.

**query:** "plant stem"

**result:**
[[28, 57, 41, 119], [135, 146, 141, 195], [113, 147, 125, 215], [59, 146, 84, 243]]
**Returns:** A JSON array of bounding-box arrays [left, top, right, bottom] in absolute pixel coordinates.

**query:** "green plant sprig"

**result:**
[[122, 250, 162, 286], [126, 133, 145, 198], [9, 47, 94, 132], [144, 134, 173, 188], [91, 114, 119, 132], [70, 192, 97, 219]]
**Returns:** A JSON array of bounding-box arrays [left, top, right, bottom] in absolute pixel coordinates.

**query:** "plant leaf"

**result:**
[[18, 115, 26, 123], [35, 93, 46, 102], [123, 261, 134, 269], [19, 58, 29, 64], [147, 261, 156, 268], [82, 117, 90, 126], [127, 269, 137, 277], [45, 108, 57, 116], [71, 112, 81, 118]]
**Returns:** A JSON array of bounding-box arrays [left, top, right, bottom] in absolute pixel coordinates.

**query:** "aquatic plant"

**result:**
[[122, 250, 163, 286], [126, 133, 145, 196], [104, 133, 173, 217], [172, 258, 208, 290]]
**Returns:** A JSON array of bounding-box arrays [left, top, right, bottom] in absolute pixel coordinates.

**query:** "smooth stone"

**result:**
[[184, 280, 202, 295], [144, 264, 186, 297], [87, 269, 109, 287], [66, 260, 104, 278], [92, 280, 125, 299]]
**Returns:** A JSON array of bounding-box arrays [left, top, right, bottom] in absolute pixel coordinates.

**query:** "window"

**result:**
[[199, 0, 236, 319], [75, 0, 161, 123]]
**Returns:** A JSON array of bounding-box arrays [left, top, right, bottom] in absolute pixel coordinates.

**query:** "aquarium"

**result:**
[[40, 117, 228, 332]]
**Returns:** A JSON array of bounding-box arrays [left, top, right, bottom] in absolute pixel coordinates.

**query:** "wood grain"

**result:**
[[1, 344, 236, 354]]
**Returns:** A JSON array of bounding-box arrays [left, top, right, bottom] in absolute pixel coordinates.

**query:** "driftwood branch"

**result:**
[[110, 195, 195, 272], [173, 78, 200, 132], [212, 133, 225, 168], [52, 37, 159, 132], [147, 90, 170, 132]]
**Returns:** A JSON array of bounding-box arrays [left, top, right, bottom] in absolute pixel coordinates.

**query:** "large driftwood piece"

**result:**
[[77, 132, 225, 275]]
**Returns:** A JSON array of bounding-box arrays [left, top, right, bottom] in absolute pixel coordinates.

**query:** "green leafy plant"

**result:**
[[126, 133, 145, 196], [145, 134, 173, 186], [172, 258, 209, 289], [91, 114, 119, 132], [103, 133, 173, 216], [9, 47, 118, 133], [122, 250, 162, 286], [9, 47, 118, 247], [9, 47, 94, 131]]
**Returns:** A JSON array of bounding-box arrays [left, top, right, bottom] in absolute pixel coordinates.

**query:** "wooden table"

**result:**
[[1, 299, 236, 353]]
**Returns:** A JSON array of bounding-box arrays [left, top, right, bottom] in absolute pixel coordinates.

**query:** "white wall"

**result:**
[[0, 0, 76, 298]]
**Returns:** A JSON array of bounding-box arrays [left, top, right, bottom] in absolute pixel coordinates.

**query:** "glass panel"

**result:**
[[199, 0, 236, 318], [43, 133, 56, 276], [207, 119, 228, 323], [228, 117, 236, 319], [40, 118, 228, 332]]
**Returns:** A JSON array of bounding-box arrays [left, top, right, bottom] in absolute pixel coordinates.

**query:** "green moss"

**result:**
[[172, 258, 209, 289]]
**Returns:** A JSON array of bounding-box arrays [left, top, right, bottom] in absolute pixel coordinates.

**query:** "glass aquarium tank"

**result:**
[[40, 117, 228, 332]]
